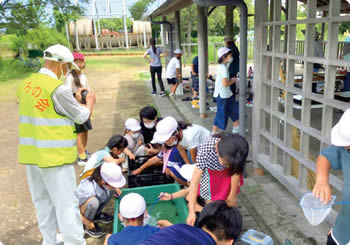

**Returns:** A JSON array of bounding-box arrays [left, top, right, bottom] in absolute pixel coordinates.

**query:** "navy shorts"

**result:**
[[213, 95, 239, 130], [167, 147, 187, 182], [167, 78, 178, 85], [192, 76, 199, 92]]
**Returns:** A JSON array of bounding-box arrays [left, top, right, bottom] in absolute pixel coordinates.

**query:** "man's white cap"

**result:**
[[217, 47, 231, 59], [151, 116, 178, 144], [180, 164, 196, 182], [174, 49, 182, 55], [120, 193, 146, 218], [331, 109, 350, 146], [125, 118, 141, 131], [101, 162, 126, 188], [43, 44, 79, 69]]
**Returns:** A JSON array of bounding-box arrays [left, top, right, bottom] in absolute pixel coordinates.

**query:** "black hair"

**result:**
[[218, 51, 232, 64], [213, 132, 249, 176], [196, 200, 242, 242], [123, 213, 145, 224], [177, 121, 192, 130], [89, 165, 103, 185], [70, 69, 81, 88], [106, 134, 128, 150], [139, 106, 158, 121], [150, 38, 157, 54]]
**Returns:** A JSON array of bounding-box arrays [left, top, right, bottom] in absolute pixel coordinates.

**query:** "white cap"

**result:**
[[43, 44, 79, 69], [120, 193, 146, 219], [125, 118, 141, 131], [101, 162, 126, 188], [179, 164, 196, 182], [217, 47, 231, 59], [174, 49, 182, 54], [331, 109, 350, 146], [151, 116, 178, 144]]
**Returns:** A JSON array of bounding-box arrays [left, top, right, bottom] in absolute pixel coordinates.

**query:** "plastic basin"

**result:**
[[113, 183, 189, 233]]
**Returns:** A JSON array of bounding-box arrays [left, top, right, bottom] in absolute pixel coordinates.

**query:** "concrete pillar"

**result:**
[[160, 24, 164, 46], [225, 6, 234, 38], [197, 6, 208, 118], [175, 11, 181, 50], [162, 16, 169, 66]]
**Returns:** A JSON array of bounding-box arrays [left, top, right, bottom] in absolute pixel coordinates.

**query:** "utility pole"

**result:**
[[122, 0, 129, 48]]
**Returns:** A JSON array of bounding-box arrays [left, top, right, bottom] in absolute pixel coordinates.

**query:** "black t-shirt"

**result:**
[[138, 224, 216, 245], [140, 117, 162, 144]]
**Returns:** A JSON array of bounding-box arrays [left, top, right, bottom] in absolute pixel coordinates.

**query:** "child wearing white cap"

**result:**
[[132, 116, 210, 186], [313, 109, 350, 245], [104, 193, 160, 245], [212, 47, 240, 134], [166, 49, 183, 97], [77, 162, 126, 238]]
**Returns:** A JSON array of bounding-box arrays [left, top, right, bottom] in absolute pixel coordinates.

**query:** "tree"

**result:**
[[129, 0, 155, 20], [100, 18, 132, 32], [180, 5, 197, 57]]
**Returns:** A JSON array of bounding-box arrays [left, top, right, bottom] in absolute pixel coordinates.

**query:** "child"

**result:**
[[191, 56, 199, 100], [313, 109, 350, 245], [104, 193, 160, 245], [186, 132, 248, 226], [77, 162, 126, 238], [65, 52, 92, 165], [165, 49, 182, 97], [139, 106, 162, 145], [212, 47, 240, 134], [122, 118, 146, 172], [80, 135, 128, 179]]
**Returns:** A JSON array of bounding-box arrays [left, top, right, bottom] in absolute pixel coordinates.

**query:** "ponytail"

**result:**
[[150, 38, 157, 54], [71, 70, 81, 88]]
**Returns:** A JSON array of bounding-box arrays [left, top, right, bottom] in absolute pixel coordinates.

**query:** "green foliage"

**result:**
[[339, 22, 350, 35], [9, 26, 67, 52], [100, 18, 132, 32], [2, 0, 48, 35], [129, 0, 155, 20]]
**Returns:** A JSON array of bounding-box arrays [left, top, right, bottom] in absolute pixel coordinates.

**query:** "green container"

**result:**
[[113, 184, 189, 233]]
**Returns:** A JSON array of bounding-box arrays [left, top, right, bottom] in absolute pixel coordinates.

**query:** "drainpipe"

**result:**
[[150, 17, 174, 56], [194, 0, 248, 137]]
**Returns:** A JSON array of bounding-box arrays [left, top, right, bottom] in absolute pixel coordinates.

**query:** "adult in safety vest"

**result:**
[[17, 44, 96, 245]]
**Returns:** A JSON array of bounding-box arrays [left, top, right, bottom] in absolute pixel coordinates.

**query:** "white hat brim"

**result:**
[[331, 123, 350, 146], [152, 131, 173, 144], [108, 175, 126, 188]]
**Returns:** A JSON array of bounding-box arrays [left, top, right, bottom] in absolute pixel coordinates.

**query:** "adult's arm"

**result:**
[[186, 167, 203, 226], [191, 64, 197, 76], [189, 148, 197, 164], [52, 85, 95, 124]]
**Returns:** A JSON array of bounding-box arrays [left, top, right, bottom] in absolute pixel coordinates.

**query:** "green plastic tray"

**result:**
[[113, 183, 189, 233]]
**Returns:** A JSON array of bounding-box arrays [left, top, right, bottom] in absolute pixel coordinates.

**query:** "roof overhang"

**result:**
[[143, 0, 193, 20]]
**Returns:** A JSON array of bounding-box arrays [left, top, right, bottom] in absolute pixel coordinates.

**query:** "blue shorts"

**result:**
[[191, 76, 199, 92], [213, 95, 239, 130]]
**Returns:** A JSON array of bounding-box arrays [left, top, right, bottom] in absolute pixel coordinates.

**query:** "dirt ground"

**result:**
[[0, 56, 152, 245]]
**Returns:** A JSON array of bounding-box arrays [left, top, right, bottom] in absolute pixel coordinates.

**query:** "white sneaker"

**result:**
[[56, 233, 64, 244]]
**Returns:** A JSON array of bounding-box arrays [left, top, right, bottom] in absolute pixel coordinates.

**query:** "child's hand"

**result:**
[[145, 144, 158, 155], [158, 192, 171, 200], [157, 220, 173, 228], [129, 154, 136, 160], [313, 181, 332, 204], [132, 168, 142, 175], [114, 188, 122, 197], [116, 157, 125, 164], [86, 221, 95, 230]]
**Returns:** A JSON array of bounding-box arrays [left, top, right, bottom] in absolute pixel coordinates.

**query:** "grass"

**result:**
[[82, 48, 145, 55]]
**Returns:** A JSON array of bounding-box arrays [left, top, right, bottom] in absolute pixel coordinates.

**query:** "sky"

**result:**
[[84, 0, 139, 18]]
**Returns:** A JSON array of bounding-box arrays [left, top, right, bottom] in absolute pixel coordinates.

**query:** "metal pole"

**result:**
[[238, 2, 248, 137], [160, 24, 164, 46], [175, 11, 181, 50], [143, 22, 147, 48], [65, 22, 70, 46], [92, 0, 99, 50], [122, 0, 129, 48], [197, 6, 208, 118], [75, 21, 80, 51]]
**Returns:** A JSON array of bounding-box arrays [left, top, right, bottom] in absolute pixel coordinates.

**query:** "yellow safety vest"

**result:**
[[17, 73, 77, 167]]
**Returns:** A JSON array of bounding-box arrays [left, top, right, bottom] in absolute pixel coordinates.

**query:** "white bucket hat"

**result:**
[[331, 109, 350, 146], [151, 116, 178, 144], [43, 44, 79, 70], [125, 118, 141, 131], [101, 162, 126, 188], [120, 193, 146, 219], [174, 49, 182, 55], [217, 47, 231, 59], [179, 164, 196, 182]]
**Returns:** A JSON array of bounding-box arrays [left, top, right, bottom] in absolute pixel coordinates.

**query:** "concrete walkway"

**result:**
[[145, 70, 331, 245]]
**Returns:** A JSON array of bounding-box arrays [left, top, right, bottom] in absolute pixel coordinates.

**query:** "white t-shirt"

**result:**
[[213, 64, 233, 99], [65, 72, 90, 93], [180, 124, 211, 150], [166, 57, 180, 79]]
